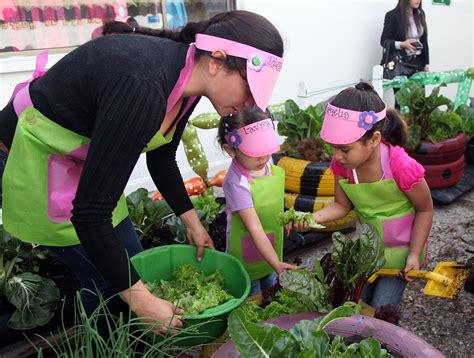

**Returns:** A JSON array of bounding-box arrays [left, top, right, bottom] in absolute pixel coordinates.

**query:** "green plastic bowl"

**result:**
[[130, 245, 250, 346]]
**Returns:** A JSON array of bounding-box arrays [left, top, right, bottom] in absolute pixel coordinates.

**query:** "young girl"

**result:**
[[218, 107, 297, 296], [301, 82, 433, 311]]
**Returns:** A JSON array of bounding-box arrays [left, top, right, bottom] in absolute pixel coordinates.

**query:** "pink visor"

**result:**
[[320, 103, 387, 144], [194, 33, 283, 111], [226, 118, 280, 157]]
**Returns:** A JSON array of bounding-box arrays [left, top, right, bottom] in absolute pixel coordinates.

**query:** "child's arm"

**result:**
[[402, 178, 433, 281], [313, 180, 353, 223], [238, 207, 297, 274], [290, 180, 352, 232]]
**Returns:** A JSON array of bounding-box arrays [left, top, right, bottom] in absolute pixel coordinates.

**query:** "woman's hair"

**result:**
[[396, 0, 427, 35], [330, 81, 407, 146], [102, 10, 283, 75], [217, 107, 271, 147]]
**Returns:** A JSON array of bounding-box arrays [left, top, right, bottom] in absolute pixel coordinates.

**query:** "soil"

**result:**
[[286, 190, 474, 357]]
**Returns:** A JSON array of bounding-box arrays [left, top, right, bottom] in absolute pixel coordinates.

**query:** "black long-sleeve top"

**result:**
[[380, 8, 429, 67], [0, 34, 201, 293]]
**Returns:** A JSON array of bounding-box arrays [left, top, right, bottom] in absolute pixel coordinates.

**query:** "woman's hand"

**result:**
[[400, 40, 417, 52], [424, 65, 430, 72], [186, 223, 215, 261], [276, 261, 298, 274], [180, 209, 215, 261], [122, 280, 184, 333], [400, 253, 421, 282]]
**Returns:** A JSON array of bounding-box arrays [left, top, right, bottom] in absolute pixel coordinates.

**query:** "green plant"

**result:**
[[126, 188, 175, 241], [455, 104, 474, 140], [30, 290, 209, 357], [229, 302, 393, 357], [276, 99, 332, 161], [330, 224, 385, 305], [147, 264, 234, 316], [238, 225, 385, 324], [167, 193, 224, 243], [277, 208, 325, 229], [396, 81, 468, 148], [0, 226, 59, 330]]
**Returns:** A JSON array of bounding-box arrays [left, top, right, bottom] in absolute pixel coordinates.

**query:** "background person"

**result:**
[[381, 0, 429, 108]]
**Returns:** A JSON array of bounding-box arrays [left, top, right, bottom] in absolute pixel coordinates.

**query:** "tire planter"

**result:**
[[406, 133, 467, 189], [273, 155, 335, 196], [423, 155, 465, 189], [406, 132, 466, 165], [284, 192, 357, 232], [213, 312, 445, 358]]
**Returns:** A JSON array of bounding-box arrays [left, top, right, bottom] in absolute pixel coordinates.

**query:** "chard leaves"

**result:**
[[331, 224, 385, 293], [229, 302, 393, 357], [228, 309, 300, 357]]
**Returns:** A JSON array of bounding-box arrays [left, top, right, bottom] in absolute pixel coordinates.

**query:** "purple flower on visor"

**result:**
[[358, 111, 378, 131], [227, 130, 242, 149]]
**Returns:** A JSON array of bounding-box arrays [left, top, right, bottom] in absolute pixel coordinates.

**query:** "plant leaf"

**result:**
[[228, 309, 300, 357], [6, 272, 59, 330]]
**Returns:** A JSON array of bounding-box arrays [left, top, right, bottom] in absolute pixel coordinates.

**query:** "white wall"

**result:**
[[1, 0, 473, 194]]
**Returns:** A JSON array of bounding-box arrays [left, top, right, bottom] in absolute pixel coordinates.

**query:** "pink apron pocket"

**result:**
[[47, 154, 84, 222], [382, 212, 415, 247], [241, 233, 275, 264]]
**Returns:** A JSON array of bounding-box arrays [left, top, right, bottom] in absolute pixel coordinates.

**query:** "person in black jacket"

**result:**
[[381, 0, 429, 107], [0, 10, 284, 332]]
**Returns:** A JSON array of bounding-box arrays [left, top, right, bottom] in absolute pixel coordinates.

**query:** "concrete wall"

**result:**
[[1, 0, 472, 193]]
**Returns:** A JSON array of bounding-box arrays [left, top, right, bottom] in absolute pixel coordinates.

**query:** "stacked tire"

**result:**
[[406, 132, 466, 189], [273, 155, 357, 232]]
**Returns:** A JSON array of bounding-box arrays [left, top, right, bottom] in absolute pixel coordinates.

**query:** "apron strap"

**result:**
[[11, 50, 49, 116], [352, 143, 391, 184]]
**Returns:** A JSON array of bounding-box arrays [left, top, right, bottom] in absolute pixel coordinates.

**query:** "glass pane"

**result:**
[[0, 0, 234, 54], [181, 0, 232, 24]]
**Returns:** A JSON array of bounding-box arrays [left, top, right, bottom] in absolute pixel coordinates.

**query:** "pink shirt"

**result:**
[[331, 143, 425, 192]]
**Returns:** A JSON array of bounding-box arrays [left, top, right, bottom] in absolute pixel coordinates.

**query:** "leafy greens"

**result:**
[[146, 264, 234, 316]]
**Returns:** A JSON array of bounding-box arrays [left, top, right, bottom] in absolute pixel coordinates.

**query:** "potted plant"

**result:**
[[215, 305, 444, 357], [396, 81, 474, 189]]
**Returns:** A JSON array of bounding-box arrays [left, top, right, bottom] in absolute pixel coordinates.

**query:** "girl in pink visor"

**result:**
[[218, 107, 297, 296], [297, 82, 433, 322]]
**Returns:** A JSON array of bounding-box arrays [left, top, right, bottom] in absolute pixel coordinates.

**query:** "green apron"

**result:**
[[338, 144, 427, 269], [227, 162, 285, 280], [3, 46, 198, 247], [2, 107, 178, 247]]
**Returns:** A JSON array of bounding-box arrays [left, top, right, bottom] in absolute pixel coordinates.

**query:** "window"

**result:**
[[0, 1, 235, 54]]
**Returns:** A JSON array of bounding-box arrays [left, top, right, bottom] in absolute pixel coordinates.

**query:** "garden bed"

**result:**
[[285, 190, 474, 357]]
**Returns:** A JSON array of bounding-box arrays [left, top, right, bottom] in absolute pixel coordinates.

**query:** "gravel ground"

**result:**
[[286, 190, 474, 358]]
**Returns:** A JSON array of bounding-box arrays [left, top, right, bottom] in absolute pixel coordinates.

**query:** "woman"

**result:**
[[381, 0, 429, 107], [0, 10, 284, 330]]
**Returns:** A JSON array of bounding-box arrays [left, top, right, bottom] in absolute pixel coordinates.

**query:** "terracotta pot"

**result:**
[[213, 312, 445, 358]]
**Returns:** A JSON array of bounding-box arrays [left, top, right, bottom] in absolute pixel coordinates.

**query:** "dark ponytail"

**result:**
[[331, 81, 407, 146], [103, 10, 283, 74]]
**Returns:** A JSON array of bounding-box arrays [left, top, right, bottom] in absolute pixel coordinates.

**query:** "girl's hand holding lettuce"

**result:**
[[277, 208, 325, 233]]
